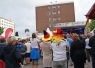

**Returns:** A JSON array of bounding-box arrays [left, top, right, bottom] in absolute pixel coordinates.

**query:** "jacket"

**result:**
[[89, 35, 95, 56], [3, 45, 21, 68], [70, 39, 86, 63]]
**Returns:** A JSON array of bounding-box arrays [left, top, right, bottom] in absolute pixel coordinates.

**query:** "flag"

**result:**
[[90, 19, 95, 31], [85, 19, 90, 32]]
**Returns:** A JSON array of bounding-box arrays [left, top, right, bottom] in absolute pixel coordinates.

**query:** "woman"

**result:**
[[40, 41, 52, 68], [30, 33, 40, 68], [40, 30, 52, 68], [24, 38, 31, 64], [70, 34, 86, 68]]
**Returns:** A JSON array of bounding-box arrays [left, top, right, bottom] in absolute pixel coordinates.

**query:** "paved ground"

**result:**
[[23, 60, 92, 68]]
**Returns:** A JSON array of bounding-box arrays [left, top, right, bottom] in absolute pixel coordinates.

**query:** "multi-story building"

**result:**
[[36, 2, 75, 32], [0, 17, 15, 36]]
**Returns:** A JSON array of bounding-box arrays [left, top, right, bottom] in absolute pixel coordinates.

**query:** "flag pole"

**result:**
[[85, 17, 90, 33]]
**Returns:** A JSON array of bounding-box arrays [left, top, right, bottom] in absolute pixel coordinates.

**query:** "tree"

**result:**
[[90, 19, 95, 31], [0, 27, 4, 35]]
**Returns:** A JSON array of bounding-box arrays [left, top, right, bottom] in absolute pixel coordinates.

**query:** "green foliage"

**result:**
[[0, 27, 4, 35], [90, 19, 95, 31]]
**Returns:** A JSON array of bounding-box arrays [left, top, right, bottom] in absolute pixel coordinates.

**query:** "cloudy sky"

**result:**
[[0, 0, 95, 37]]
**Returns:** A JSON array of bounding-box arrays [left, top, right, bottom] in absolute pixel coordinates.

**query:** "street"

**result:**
[[24, 60, 92, 68]]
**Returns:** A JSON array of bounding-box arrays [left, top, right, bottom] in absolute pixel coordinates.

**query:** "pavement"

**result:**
[[23, 59, 92, 68]]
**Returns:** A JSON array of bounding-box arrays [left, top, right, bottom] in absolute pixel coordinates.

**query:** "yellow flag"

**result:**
[[85, 20, 90, 32]]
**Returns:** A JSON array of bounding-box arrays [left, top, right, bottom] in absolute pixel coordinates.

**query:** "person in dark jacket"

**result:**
[[70, 34, 86, 68], [3, 36, 21, 68], [89, 30, 95, 68], [0, 38, 6, 60], [16, 39, 27, 65]]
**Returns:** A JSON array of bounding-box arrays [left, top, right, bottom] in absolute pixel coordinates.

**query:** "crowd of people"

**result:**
[[0, 29, 95, 68]]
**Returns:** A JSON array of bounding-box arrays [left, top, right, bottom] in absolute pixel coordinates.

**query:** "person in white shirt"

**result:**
[[51, 39, 69, 68], [24, 38, 31, 64], [85, 33, 91, 62], [30, 33, 40, 68], [25, 39, 31, 54]]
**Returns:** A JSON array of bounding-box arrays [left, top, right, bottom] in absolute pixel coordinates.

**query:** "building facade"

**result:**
[[0, 17, 15, 36], [36, 2, 75, 32]]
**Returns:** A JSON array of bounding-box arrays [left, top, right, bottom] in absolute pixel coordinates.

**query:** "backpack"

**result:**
[[21, 45, 27, 54], [16, 44, 27, 55]]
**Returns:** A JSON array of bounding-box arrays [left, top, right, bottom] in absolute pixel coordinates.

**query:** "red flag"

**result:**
[[5, 28, 13, 41]]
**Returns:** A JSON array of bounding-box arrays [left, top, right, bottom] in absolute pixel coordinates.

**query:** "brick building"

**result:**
[[36, 2, 75, 32]]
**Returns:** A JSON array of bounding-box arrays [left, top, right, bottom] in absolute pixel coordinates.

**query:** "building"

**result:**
[[0, 17, 15, 36], [36, 2, 75, 32], [56, 21, 86, 34]]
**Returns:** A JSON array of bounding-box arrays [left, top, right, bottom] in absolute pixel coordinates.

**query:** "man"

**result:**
[[89, 30, 95, 68]]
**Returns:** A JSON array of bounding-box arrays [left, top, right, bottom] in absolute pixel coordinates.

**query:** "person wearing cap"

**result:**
[[3, 36, 21, 68], [40, 30, 52, 68]]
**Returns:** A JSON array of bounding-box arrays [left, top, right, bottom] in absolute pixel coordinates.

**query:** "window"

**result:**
[[52, 12, 56, 15], [48, 12, 51, 15], [58, 5, 60, 8], [58, 11, 60, 14], [52, 6, 56, 9], [58, 17, 61, 21], [48, 6, 51, 9]]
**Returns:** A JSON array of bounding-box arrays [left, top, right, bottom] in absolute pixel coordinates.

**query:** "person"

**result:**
[[30, 33, 40, 68], [16, 39, 27, 65], [66, 33, 73, 45], [79, 34, 86, 46], [51, 39, 69, 68], [0, 38, 6, 60], [51, 28, 69, 68], [70, 34, 86, 68], [40, 30, 52, 68], [24, 38, 31, 64], [66, 33, 73, 66], [3, 36, 21, 68], [85, 33, 91, 62], [89, 30, 95, 68], [0, 37, 6, 45]]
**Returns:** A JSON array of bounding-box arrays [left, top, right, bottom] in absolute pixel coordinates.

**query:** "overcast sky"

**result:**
[[0, 0, 95, 37]]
